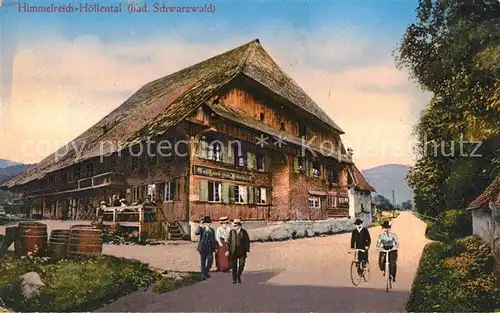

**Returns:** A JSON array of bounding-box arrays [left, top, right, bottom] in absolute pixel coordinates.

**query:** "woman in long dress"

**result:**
[[215, 216, 231, 272]]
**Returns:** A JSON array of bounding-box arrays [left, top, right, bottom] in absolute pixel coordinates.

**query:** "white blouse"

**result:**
[[216, 226, 230, 246]]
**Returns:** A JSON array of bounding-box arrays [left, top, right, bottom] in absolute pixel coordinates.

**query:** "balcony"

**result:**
[[78, 172, 125, 190]]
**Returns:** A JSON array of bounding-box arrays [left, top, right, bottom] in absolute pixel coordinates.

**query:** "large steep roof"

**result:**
[[3, 39, 345, 189]]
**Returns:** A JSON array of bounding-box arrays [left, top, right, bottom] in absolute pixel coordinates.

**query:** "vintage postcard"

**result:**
[[0, 0, 499, 312]]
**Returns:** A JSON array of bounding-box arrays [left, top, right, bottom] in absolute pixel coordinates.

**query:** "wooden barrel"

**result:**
[[14, 222, 48, 256], [67, 226, 103, 259], [49, 229, 70, 259]]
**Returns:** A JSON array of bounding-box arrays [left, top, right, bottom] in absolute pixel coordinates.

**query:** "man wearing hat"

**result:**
[[195, 216, 217, 280], [350, 218, 371, 273], [215, 216, 231, 272], [225, 219, 250, 284], [376, 220, 399, 282]]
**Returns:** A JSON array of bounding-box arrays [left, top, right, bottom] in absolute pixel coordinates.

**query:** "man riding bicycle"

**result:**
[[376, 220, 399, 282], [350, 218, 371, 273]]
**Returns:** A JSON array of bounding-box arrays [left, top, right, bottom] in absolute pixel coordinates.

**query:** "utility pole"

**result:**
[[392, 190, 396, 217]]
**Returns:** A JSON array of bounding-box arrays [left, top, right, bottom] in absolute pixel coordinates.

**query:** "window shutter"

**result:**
[[223, 141, 232, 164], [228, 184, 235, 204], [293, 157, 299, 173], [199, 180, 208, 202], [308, 160, 313, 177], [247, 152, 256, 170], [222, 183, 230, 204], [199, 139, 208, 159], [248, 186, 255, 204]]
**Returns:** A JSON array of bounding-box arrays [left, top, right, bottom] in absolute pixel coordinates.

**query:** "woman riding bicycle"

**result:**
[[376, 221, 399, 282]]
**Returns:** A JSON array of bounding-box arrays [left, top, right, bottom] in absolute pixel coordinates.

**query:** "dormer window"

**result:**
[[260, 112, 265, 122]]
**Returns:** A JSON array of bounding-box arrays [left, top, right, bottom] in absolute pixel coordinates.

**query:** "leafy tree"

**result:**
[[395, 0, 500, 216], [400, 200, 413, 211], [373, 195, 394, 211]]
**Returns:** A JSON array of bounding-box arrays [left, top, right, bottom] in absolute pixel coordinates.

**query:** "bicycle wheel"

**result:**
[[350, 261, 362, 286], [385, 262, 390, 292], [362, 262, 371, 283]]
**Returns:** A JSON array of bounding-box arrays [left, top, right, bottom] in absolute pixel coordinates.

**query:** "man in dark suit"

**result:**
[[195, 216, 217, 280], [350, 218, 371, 273], [226, 218, 250, 284]]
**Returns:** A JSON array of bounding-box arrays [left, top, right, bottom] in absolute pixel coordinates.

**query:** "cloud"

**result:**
[[1, 27, 431, 170]]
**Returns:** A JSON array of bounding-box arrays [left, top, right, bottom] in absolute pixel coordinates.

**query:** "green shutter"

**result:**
[[199, 180, 208, 202], [200, 139, 208, 159], [222, 183, 230, 203], [293, 157, 299, 173], [223, 141, 232, 164], [247, 152, 256, 170], [228, 184, 235, 204], [308, 160, 313, 177], [248, 186, 255, 204]]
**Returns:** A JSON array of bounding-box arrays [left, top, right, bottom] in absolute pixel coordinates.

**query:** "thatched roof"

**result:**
[[467, 176, 500, 210], [3, 38, 345, 189], [352, 166, 375, 192]]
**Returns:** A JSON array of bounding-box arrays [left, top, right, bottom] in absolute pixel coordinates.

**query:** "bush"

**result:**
[[0, 253, 161, 312], [425, 209, 472, 241], [406, 236, 500, 312]]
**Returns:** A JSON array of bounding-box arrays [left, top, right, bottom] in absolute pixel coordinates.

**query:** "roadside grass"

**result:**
[[0, 252, 200, 312]]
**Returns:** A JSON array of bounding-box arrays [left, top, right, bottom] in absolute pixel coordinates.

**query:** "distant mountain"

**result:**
[[361, 164, 414, 205], [0, 159, 22, 169], [0, 163, 33, 177]]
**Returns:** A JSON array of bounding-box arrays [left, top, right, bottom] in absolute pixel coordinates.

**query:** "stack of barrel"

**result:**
[[14, 222, 48, 256], [67, 225, 103, 259]]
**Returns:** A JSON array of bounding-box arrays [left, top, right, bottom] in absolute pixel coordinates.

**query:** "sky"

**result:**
[[0, 0, 432, 171]]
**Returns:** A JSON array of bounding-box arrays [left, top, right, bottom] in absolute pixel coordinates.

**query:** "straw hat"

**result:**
[[232, 218, 242, 225], [219, 216, 229, 223]]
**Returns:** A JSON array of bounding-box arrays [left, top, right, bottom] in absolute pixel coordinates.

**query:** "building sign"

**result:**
[[192, 165, 253, 183]]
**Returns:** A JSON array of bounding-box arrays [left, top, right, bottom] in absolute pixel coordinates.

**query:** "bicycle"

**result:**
[[378, 247, 397, 292], [348, 248, 370, 286]]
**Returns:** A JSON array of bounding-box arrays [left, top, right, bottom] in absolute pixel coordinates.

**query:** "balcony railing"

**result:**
[[78, 172, 124, 190]]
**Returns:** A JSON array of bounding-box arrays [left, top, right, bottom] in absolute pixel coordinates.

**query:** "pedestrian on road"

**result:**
[[195, 216, 217, 280], [226, 218, 250, 284], [350, 218, 371, 272], [215, 216, 231, 272], [376, 220, 399, 282]]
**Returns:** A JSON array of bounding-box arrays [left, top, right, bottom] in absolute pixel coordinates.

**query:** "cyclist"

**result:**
[[350, 218, 371, 273], [376, 220, 399, 282]]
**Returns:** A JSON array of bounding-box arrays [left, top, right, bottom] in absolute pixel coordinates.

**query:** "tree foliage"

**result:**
[[373, 195, 394, 211], [396, 0, 500, 216]]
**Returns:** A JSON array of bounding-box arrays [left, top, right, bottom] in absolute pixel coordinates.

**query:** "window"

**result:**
[[309, 196, 321, 208], [256, 154, 265, 171], [74, 166, 81, 180], [328, 168, 339, 185], [256, 187, 267, 204], [327, 196, 337, 207], [312, 162, 321, 178], [207, 141, 222, 162], [86, 163, 94, 177], [233, 143, 246, 167], [234, 185, 248, 203], [208, 181, 222, 202], [48, 175, 55, 187], [338, 197, 349, 205], [147, 184, 156, 201], [164, 181, 174, 201], [259, 112, 265, 122], [67, 169, 74, 183]]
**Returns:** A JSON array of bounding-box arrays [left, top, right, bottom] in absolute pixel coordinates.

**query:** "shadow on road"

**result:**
[[96, 270, 409, 313]]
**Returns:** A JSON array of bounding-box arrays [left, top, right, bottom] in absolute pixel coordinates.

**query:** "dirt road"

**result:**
[[97, 212, 429, 312]]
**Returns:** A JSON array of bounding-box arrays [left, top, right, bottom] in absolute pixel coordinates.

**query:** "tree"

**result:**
[[373, 195, 394, 211], [400, 200, 413, 211], [396, 0, 500, 217]]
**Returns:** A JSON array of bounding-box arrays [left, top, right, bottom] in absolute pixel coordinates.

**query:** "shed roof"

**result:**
[[467, 176, 500, 211]]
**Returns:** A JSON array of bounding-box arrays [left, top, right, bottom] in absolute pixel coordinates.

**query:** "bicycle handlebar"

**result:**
[[348, 248, 367, 253], [378, 247, 398, 252]]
